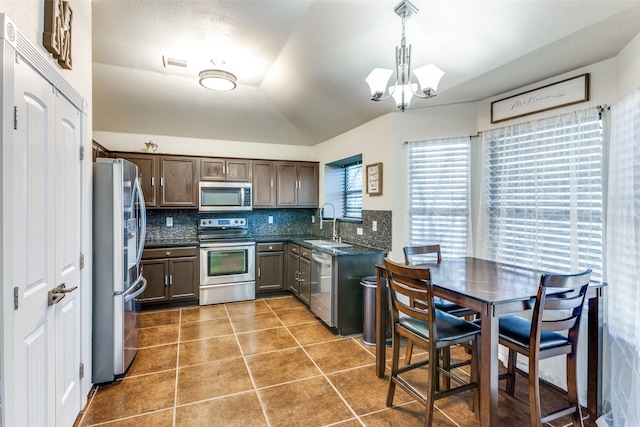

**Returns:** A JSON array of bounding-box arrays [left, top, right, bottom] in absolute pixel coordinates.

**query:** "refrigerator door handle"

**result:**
[[114, 274, 144, 296], [133, 176, 147, 267], [124, 276, 147, 303]]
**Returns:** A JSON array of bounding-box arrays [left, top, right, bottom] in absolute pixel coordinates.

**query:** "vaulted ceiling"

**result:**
[[92, 0, 640, 146]]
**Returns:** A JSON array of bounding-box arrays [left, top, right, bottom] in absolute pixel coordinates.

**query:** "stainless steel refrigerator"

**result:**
[[92, 158, 147, 383]]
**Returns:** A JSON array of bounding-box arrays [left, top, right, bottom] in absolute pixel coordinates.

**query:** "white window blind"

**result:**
[[406, 137, 471, 258], [344, 162, 362, 219], [481, 108, 603, 281]]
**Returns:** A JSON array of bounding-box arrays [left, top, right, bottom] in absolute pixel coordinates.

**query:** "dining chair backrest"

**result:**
[[497, 268, 593, 427], [384, 258, 434, 325], [531, 269, 592, 348], [403, 244, 442, 265], [383, 257, 481, 426]]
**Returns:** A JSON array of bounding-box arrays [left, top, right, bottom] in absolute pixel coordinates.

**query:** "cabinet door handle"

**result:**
[[164, 275, 168, 286], [270, 179, 273, 188], [161, 177, 164, 187], [169, 275, 173, 285], [151, 177, 155, 187], [258, 268, 261, 278]]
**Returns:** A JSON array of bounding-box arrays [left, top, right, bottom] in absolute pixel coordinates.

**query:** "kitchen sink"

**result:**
[[304, 239, 353, 249]]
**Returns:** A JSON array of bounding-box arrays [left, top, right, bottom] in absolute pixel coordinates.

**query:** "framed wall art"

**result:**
[[366, 162, 383, 195], [491, 73, 589, 123]]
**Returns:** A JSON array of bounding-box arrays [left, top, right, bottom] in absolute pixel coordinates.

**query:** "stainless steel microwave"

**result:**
[[198, 182, 252, 211]]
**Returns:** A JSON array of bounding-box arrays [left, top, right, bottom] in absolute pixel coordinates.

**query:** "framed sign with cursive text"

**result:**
[[491, 74, 589, 123]]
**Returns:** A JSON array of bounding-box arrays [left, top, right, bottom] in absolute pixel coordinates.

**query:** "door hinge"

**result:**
[[14, 287, 19, 310], [79, 145, 85, 160], [79, 362, 84, 379], [79, 253, 85, 269], [14, 106, 18, 130]]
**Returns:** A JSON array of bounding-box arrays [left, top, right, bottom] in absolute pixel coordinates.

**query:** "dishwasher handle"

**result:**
[[311, 251, 332, 265]]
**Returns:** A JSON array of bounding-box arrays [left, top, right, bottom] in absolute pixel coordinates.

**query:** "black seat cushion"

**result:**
[[498, 315, 568, 349], [399, 310, 480, 342], [434, 297, 468, 312], [415, 297, 474, 315]]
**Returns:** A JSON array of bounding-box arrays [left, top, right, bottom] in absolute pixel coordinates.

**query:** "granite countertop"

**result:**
[[253, 234, 387, 256], [144, 234, 386, 256]]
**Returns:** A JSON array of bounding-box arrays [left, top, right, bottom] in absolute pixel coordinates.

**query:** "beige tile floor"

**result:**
[[75, 296, 597, 427]]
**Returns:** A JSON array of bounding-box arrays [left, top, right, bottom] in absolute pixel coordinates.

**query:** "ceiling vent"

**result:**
[[162, 56, 188, 69]]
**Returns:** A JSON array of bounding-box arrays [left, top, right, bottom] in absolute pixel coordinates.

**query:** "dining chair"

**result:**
[[403, 245, 477, 375], [384, 258, 480, 426], [497, 269, 592, 427]]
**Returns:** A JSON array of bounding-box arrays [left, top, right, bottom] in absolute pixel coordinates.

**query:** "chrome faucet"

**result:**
[[319, 203, 338, 241]]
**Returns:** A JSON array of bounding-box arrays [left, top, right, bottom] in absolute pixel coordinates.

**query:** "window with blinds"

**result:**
[[483, 110, 603, 281], [407, 137, 471, 258], [344, 162, 362, 219]]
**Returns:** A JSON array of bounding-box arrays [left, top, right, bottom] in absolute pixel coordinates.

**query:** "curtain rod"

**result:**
[[404, 132, 481, 145]]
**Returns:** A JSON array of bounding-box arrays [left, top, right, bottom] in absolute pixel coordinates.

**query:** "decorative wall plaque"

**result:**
[[366, 162, 383, 195], [43, 0, 73, 69], [491, 74, 589, 123]]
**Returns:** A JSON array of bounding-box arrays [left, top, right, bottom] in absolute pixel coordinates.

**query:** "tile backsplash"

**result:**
[[146, 208, 391, 251]]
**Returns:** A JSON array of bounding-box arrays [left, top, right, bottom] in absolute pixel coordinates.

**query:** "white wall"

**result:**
[[616, 30, 640, 98], [93, 131, 314, 161], [0, 0, 94, 408]]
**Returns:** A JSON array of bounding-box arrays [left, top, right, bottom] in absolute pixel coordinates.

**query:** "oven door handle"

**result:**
[[200, 241, 256, 249]]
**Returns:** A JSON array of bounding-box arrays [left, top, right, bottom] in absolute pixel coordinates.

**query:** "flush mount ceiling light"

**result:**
[[365, 0, 444, 111], [199, 60, 237, 91]]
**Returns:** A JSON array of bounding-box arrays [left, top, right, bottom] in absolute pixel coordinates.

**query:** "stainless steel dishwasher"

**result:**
[[310, 250, 334, 327]]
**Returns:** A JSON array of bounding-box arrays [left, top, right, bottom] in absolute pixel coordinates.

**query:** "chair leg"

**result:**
[[386, 331, 401, 407], [505, 349, 517, 396], [441, 347, 451, 390], [566, 351, 584, 427], [528, 356, 543, 427], [425, 346, 439, 427], [404, 338, 414, 365]]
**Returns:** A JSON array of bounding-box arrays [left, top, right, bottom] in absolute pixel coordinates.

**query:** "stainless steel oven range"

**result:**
[[198, 218, 256, 305]]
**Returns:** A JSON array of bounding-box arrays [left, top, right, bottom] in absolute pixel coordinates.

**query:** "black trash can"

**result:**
[[361, 276, 391, 346]]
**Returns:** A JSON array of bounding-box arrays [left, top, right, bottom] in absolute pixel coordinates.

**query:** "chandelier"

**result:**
[[365, 0, 444, 111]]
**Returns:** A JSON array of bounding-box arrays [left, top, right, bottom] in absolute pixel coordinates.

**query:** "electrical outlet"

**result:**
[[372, 221, 377, 231], [268, 216, 274, 224], [166, 217, 173, 227], [357, 227, 363, 235]]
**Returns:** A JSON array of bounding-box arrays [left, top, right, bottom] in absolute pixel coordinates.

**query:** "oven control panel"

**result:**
[[199, 218, 246, 228]]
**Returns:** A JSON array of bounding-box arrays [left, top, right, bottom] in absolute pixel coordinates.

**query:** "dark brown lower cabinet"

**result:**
[[140, 246, 198, 305], [287, 243, 311, 305], [256, 243, 284, 292]]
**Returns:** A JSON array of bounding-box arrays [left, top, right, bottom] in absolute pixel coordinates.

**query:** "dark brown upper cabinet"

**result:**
[[112, 152, 158, 208], [252, 160, 276, 207], [276, 161, 318, 208], [200, 158, 251, 182], [160, 156, 199, 207]]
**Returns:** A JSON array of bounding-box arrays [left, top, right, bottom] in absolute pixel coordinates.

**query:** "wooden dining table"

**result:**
[[375, 257, 606, 427]]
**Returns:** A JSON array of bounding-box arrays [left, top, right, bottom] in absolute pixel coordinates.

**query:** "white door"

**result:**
[[54, 87, 82, 427], [9, 55, 82, 427]]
